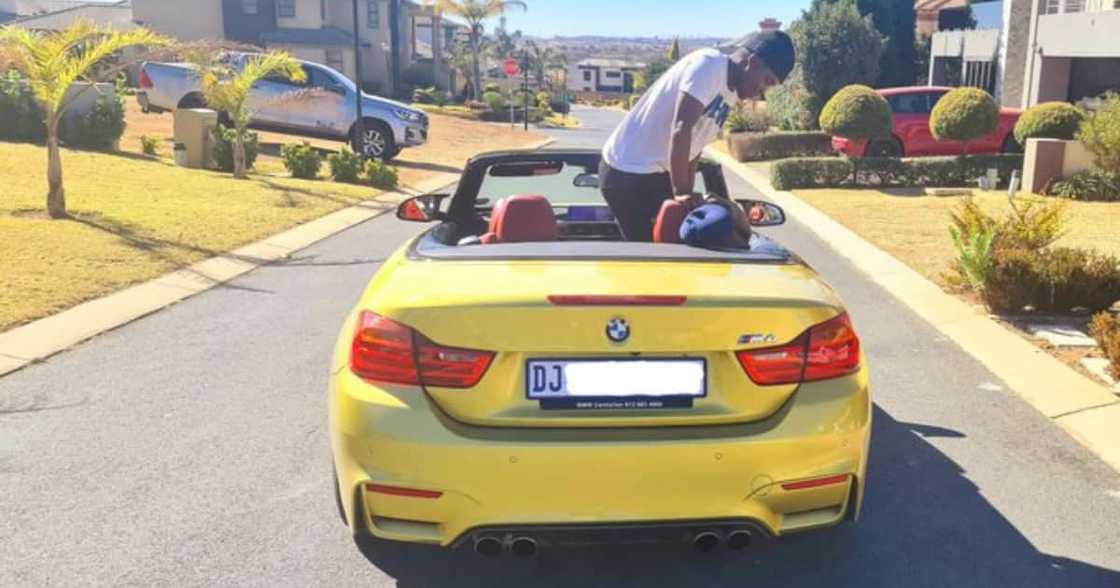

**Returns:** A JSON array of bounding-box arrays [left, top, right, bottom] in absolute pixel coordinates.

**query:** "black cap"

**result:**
[[733, 30, 795, 82]]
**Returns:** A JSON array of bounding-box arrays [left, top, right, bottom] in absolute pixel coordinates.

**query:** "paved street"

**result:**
[[2, 106, 1120, 587]]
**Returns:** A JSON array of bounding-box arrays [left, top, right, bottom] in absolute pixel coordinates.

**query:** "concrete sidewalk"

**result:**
[[706, 146, 1120, 474]]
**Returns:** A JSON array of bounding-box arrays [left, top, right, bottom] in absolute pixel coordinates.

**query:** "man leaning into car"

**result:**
[[599, 30, 795, 241]]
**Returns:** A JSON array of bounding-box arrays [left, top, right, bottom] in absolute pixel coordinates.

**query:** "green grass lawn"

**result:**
[[794, 188, 1120, 287], [0, 142, 386, 332]]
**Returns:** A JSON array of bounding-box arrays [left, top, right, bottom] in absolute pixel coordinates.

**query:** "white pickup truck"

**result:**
[[138, 53, 428, 160]]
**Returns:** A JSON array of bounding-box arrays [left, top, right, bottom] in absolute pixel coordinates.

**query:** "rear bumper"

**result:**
[[329, 368, 871, 547]]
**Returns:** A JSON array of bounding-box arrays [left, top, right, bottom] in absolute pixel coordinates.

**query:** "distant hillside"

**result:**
[[529, 35, 729, 66]]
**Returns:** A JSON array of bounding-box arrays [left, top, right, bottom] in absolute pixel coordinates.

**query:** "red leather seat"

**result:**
[[480, 195, 557, 244], [652, 199, 690, 244]]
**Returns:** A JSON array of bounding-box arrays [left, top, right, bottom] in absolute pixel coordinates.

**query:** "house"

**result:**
[[7, 0, 136, 31], [130, 0, 464, 96], [916, 0, 977, 35], [927, 0, 1120, 108], [570, 58, 644, 94]]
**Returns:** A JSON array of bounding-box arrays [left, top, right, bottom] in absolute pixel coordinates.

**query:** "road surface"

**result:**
[[2, 105, 1119, 587]]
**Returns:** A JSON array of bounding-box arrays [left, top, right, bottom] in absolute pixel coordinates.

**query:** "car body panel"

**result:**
[[832, 86, 1021, 157]]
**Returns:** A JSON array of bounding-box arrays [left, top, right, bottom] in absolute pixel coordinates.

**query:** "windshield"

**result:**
[[477, 163, 707, 209]]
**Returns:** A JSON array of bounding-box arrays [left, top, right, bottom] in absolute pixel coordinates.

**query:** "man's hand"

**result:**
[[674, 193, 703, 209]]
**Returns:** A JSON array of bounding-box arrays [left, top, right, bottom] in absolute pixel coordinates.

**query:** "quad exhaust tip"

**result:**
[[727, 530, 752, 550], [510, 536, 538, 557], [692, 531, 721, 553], [473, 536, 502, 557]]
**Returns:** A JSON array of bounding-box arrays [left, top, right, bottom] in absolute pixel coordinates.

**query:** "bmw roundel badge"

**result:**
[[606, 318, 630, 343]]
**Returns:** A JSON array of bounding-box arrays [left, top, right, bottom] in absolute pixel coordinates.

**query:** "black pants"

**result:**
[[599, 161, 673, 242]]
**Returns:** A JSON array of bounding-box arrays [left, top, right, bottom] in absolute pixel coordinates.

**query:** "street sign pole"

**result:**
[[523, 51, 529, 132]]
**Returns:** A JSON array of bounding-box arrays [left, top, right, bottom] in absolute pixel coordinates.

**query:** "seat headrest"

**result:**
[[653, 199, 690, 244], [486, 195, 557, 243]]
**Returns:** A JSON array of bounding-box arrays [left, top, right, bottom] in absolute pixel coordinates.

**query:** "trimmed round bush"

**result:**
[[482, 90, 506, 112], [1014, 102, 1085, 144], [930, 87, 999, 152], [818, 84, 892, 141]]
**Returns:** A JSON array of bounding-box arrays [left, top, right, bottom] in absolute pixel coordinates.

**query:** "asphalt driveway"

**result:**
[[1, 105, 1119, 587]]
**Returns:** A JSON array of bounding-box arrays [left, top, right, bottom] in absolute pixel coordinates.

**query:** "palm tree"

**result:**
[[0, 20, 170, 218], [431, 1, 527, 101], [191, 50, 305, 179], [524, 40, 564, 89]]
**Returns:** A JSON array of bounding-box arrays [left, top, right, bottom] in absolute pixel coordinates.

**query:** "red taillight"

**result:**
[[548, 295, 687, 306], [350, 311, 493, 388], [139, 69, 153, 89], [736, 313, 860, 386]]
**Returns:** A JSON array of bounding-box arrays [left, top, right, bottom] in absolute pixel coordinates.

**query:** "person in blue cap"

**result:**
[[599, 30, 795, 241], [679, 197, 754, 250]]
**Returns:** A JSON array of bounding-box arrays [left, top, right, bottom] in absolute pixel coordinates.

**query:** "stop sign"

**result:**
[[504, 57, 520, 77]]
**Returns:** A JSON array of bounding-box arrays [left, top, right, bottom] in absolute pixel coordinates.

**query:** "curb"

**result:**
[[0, 137, 555, 379], [706, 147, 1120, 473]]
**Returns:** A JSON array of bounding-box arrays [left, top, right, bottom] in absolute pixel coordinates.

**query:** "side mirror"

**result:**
[[737, 200, 786, 227], [397, 194, 449, 222]]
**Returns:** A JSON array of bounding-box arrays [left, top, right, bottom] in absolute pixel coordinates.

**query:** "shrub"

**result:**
[[211, 124, 259, 172], [768, 154, 1024, 190], [465, 100, 488, 111], [364, 158, 399, 189], [140, 135, 160, 156], [770, 157, 854, 190], [1041, 248, 1120, 313], [819, 84, 892, 141], [0, 70, 46, 142], [765, 73, 819, 131], [482, 90, 506, 112], [727, 131, 833, 162], [327, 147, 363, 183], [726, 106, 770, 134], [59, 89, 126, 151], [1076, 93, 1120, 172], [627, 94, 640, 110], [483, 82, 501, 95], [950, 221, 998, 292], [983, 248, 1044, 313], [929, 87, 999, 155], [1014, 102, 1086, 144], [280, 142, 322, 180], [1049, 169, 1120, 202], [1089, 313, 1120, 380]]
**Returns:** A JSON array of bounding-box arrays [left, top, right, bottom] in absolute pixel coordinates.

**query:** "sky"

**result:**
[[501, 0, 1004, 39]]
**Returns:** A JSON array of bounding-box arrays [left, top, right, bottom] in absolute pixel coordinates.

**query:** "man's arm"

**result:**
[[670, 93, 705, 198]]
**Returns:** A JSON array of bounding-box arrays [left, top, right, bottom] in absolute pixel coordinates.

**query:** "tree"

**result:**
[[914, 34, 932, 85], [1076, 93, 1120, 173], [817, 0, 917, 87], [819, 84, 893, 182], [432, 0, 527, 101], [768, 0, 883, 130], [192, 51, 305, 179], [637, 58, 672, 93], [667, 37, 681, 62], [523, 40, 563, 89], [930, 86, 998, 158], [0, 20, 170, 218]]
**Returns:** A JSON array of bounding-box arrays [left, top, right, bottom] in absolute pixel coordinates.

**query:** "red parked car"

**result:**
[[831, 86, 1022, 158]]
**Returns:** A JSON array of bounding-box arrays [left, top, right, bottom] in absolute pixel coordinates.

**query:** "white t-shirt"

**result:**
[[602, 48, 739, 175]]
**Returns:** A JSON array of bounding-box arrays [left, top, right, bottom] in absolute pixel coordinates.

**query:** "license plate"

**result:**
[[526, 359, 706, 410]]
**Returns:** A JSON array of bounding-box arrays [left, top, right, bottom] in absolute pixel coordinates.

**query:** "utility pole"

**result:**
[[522, 49, 530, 131], [351, 0, 365, 156], [389, 0, 401, 98]]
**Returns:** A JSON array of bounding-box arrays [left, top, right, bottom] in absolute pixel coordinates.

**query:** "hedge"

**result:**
[[1013, 102, 1085, 144], [726, 131, 833, 162], [770, 154, 1024, 190], [984, 247, 1120, 314]]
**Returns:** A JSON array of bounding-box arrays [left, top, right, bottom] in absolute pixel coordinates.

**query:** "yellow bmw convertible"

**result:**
[[329, 149, 870, 556]]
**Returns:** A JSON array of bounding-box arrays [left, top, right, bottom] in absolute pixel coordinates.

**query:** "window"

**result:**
[[888, 93, 929, 114], [241, 0, 258, 15], [582, 70, 591, 81], [367, 0, 380, 29], [325, 51, 345, 75], [604, 71, 621, 79], [321, 0, 327, 20], [277, 0, 295, 18]]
